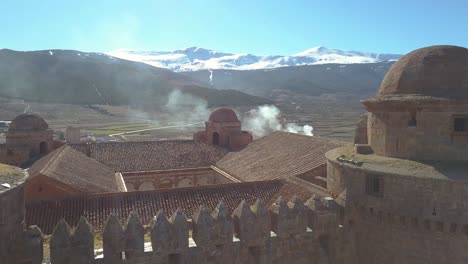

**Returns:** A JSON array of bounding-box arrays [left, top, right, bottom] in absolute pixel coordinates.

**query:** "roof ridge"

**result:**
[[59, 147, 118, 192], [78, 179, 285, 201], [38, 145, 67, 175]]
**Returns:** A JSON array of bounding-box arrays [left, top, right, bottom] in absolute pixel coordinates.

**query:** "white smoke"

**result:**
[[165, 90, 209, 125], [243, 105, 314, 138], [303, 125, 314, 136]]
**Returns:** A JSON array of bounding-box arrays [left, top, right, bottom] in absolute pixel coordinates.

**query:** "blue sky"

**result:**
[[1, 0, 467, 54]]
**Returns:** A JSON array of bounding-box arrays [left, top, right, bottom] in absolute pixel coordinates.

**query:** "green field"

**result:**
[[83, 123, 161, 136]]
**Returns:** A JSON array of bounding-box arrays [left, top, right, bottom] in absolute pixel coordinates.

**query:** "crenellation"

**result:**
[[192, 202, 234, 263], [50, 219, 72, 264], [124, 211, 145, 261], [25, 225, 43, 264], [168, 208, 189, 253], [70, 217, 95, 264], [15, 197, 343, 263], [270, 196, 307, 238], [305, 196, 337, 234], [102, 214, 124, 264]]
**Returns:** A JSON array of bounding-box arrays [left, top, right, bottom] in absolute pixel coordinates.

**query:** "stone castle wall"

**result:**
[[0, 182, 26, 264], [327, 157, 468, 264], [5, 130, 54, 166], [367, 109, 468, 161], [344, 204, 468, 264], [13, 197, 341, 264]]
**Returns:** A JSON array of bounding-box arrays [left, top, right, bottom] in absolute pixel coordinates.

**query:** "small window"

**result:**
[[408, 112, 417, 127], [366, 175, 384, 197], [424, 220, 431, 230], [450, 223, 457, 233], [454, 118, 466, 132]]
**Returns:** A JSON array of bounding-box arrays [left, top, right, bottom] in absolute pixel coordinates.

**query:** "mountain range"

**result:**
[[0, 46, 402, 110], [107, 46, 402, 72], [0, 49, 268, 107]]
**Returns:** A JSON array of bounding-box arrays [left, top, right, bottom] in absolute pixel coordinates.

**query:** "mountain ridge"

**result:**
[[0, 49, 269, 107], [107, 46, 402, 72]]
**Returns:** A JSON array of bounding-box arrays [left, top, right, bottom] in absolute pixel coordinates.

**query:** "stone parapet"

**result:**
[[16, 197, 340, 264]]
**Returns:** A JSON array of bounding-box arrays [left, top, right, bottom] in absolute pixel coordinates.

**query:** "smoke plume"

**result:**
[[164, 90, 209, 125], [243, 105, 314, 138]]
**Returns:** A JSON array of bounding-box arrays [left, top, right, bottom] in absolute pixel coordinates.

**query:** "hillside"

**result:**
[[0, 49, 268, 107], [182, 61, 394, 99]]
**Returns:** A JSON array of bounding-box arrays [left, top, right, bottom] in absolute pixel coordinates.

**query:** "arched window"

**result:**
[[212, 132, 220, 145], [39, 142, 48, 155]]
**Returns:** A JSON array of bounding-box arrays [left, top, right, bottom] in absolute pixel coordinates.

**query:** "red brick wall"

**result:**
[[25, 176, 82, 202]]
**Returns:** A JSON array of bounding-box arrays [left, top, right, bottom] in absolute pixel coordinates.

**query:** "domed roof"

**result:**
[[208, 108, 239, 122], [378, 45, 468, 99], [9, 114, 49, 131]]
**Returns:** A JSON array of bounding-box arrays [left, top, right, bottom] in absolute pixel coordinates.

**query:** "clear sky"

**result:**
[[1, 0, 467, 55]]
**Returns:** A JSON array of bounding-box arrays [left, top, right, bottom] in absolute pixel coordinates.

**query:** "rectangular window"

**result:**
[[450, 223, 457, 233], [424, 220, 431, 230], [454, 118, 466, 132], [366, 175, 384, 197]]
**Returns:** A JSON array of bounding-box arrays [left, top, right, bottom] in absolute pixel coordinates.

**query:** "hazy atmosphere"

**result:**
[[1, 1, 468, 263]]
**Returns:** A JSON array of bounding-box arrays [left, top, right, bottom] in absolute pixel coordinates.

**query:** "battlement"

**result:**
[[17, 196, 340, 264]]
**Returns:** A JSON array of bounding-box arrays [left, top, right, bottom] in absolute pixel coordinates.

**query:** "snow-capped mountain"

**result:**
[[107, 46, 402, 72]]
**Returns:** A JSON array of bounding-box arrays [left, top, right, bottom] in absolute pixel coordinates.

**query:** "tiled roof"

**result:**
[[70, 140, 228, 172], [216, 131, 344, 182], [25, 180, 310, 234], [28, 146, 122, 193]]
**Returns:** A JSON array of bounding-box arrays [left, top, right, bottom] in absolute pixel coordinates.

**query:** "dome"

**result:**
[[9, 114, 49, 131], [208, 108, 239, 122], [378, 45, 468, 99]]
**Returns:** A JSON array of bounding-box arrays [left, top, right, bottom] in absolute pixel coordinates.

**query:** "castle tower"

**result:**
[[194, 108, 252, 150], [65, 126, 81, 144], [326, 45, 468, 264], [361, 45, 468, 160], [4, 114, 54, 166]]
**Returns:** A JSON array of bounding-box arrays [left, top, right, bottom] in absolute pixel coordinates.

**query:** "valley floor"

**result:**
[[0, 96, 363, 142]]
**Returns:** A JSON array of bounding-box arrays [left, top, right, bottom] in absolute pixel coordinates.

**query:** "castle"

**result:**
[[0, 45, 467, 263]]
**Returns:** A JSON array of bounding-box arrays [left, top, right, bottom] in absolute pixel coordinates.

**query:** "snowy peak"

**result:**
[[107, 46, 402, 72]]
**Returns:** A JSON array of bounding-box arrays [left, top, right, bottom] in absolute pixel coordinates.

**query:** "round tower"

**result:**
[[194, 108, 252, 150], [5, 114, 54, 166], [326, 45, 468, 264], [362, 45, 468, 160]]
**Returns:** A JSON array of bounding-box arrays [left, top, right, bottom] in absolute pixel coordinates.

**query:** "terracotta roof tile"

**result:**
[[70, 140, 228, 172], [28, 146, 122, 193], [26, 180, 287, 234], [216, 131, 344, 181]]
